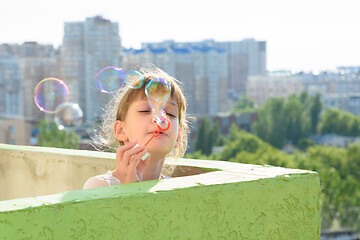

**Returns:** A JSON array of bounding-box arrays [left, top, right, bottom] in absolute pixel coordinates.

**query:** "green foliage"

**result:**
[[218, 130, 296, 168], [208, 122, 220, 152], [220, 130, 264, 160], [194, 118, 220, 155], [302, 145, 360, 231], [319, 108, 360, 136], [318, 108, 341, 134], [349, 118, 360, 136], [296, 138, 316, 151], [184, 150, 218, 160], [310, 93, 322, 134], [253, 91, 329, 149], [232, 94, 256, 113], [228, 123, 241, 141], [253, 97, 286, 148], [37, 118, 79, 149], [284, 94, 311, 145], [191, 90, 360, 231]]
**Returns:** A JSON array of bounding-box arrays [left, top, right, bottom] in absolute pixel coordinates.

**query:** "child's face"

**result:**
[[115, 94, 180, 156]]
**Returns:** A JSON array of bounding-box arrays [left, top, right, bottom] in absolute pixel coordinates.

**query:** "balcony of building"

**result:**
[[0, 143, 320, 239]]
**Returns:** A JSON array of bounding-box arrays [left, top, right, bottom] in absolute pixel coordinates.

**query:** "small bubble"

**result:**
[[54, 102, 83, 130], [34, 78, 69, 113], [95, 66, 126, 93]]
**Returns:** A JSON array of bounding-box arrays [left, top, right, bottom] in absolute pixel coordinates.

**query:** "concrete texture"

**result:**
[[0, 144, 320, 239]]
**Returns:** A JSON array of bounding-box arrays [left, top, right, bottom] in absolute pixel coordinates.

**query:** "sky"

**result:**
[[2, 0, 360, 73]]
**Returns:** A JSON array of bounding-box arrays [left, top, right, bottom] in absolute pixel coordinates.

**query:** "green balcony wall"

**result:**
[[0, 144, 320, 239]]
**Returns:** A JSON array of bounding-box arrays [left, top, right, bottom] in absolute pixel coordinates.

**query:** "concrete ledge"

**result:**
[[0, 144, 320, 239]]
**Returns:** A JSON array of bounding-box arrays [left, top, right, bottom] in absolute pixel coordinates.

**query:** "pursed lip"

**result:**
[[148, 131, 168, 136]]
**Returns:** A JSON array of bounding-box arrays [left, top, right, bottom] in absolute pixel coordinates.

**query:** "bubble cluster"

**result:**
[[54, 102, 83, 130], [145, 77, 172, 130], [34, 78, 69, 113]]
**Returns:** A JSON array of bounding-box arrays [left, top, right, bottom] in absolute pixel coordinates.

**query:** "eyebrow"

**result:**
[[168, 101, 178, 107], [138, 99, 178, 108]]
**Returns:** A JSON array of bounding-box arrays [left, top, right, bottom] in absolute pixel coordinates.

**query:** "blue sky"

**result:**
[[2, 0, 360, 72]]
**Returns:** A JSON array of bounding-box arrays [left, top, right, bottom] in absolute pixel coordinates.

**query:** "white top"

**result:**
[[83, 171, 170, 189]]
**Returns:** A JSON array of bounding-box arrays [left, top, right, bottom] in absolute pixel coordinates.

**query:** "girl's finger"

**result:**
[[128, 148, 148, 169], [122, 144, 145, 168], [116, 140, 137, 165]]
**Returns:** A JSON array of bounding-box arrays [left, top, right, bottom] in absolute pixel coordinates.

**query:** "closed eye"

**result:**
[[166, 113, 176, 118]]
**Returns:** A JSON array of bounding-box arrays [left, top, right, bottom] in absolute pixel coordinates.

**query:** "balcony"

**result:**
[[0, 143, 320, 239]]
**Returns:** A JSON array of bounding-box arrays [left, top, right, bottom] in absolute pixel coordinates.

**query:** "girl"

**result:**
[[83, 65, 189, 189]]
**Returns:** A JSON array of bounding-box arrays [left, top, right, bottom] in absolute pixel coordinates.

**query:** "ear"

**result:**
[[173, 129, 181, 148], [114, 120, 128, 142]]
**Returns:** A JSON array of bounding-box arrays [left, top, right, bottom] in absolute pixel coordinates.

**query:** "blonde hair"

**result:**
[[95, 65, 190, 159]]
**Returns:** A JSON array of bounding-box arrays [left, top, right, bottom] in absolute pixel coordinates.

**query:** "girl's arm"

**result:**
[[83, 177, 107, 189]]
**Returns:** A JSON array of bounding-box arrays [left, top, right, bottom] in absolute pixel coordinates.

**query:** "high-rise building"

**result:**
[[19, 42, 60, 122], [122, 42, 229, 115], [0, 51, 22, 117], [138, 39, 267, 104], [61, 16, 121, 122], [0, 42, 59, 121], [0, 42, 59, 145], [215, 39, 267, 99]]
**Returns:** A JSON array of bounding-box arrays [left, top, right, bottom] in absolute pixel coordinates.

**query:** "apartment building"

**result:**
[[61, 16, 121, 122]]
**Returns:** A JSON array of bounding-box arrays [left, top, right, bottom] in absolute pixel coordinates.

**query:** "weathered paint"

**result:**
[[0, 144, 320, 239]]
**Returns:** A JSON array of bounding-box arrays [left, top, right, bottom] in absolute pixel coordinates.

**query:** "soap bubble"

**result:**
[[34, 78, 69, 113], [95, 66, 126, 93], [145, 77, 171, 130], [145, 77, 171, 105], [54, 102, 83, 130], [155, 109, 171, 131], [125, 70, 144, 89]]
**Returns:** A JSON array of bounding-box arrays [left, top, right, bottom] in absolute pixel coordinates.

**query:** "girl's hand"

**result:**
[[114, 140, 150, 184]]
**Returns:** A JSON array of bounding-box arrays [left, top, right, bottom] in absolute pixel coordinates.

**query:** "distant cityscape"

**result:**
[[0, 15, 359, 147]]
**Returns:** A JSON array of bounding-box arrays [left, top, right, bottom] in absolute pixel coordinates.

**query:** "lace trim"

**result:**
[[93, 171, 170, 186]]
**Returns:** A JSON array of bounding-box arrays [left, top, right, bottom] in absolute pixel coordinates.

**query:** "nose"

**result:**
[[152, 116, 157, 124]]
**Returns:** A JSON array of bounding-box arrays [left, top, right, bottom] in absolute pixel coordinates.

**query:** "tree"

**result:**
[[194, 118, 220, 155], [339, 112, 353, 135], [319, 108, 341, 135], [37, 118, 79, 149], [228, 123, 241, 141], [232, 94, 255, 113], [284, 94, 310, 145], [299, 91, 308, 104], [319, 108, 360, 136], [194, 118, 209, 154], [310, 93, 322, 134], [296, 138, 316, 151], [253, 98, 286, 148], [207, 122, 220, 154], [348, 118, 360, 136], [220, 130, 268, 160]]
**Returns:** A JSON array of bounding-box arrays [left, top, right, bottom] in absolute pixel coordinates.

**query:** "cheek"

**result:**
[[170, 119, 179, 133]]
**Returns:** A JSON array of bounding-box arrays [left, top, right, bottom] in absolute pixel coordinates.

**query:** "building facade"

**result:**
[[215, 39, 267, 99], [122, 38, 266, 115], [247, 70, 360, 115], [0, 42, 59, 121], [122, 42, 229, 115], [61, 16, 121, 122], [0, 44, 23, 117]]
